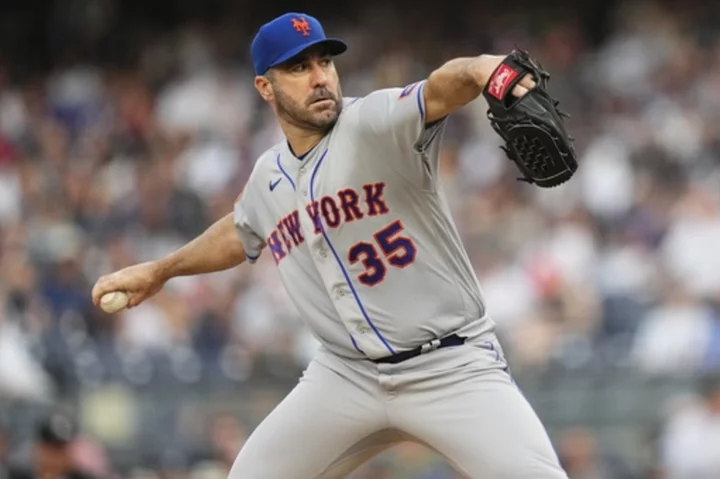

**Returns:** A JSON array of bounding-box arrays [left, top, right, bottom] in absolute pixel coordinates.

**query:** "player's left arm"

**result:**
[[422, 54, 535, 124]]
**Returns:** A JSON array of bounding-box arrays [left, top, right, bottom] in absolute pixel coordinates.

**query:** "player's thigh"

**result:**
[[317, 428, 405, 479], [394, 352, 567, 478], [228, 358, 386, 479]]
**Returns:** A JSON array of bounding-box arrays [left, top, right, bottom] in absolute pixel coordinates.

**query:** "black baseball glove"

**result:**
[[482, 49, 577, 188]]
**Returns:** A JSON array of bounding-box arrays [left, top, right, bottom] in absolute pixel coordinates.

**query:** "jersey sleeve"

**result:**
[[233, 188, 265, 264], [356, 80, 447, 155]]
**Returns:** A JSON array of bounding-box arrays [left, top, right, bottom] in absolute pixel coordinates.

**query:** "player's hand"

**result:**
[[477, 54, 537, 97], [91, 261, 167, 310]]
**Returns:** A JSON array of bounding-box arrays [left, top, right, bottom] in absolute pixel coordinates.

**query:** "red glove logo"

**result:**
[[488, 65, 519, 100]]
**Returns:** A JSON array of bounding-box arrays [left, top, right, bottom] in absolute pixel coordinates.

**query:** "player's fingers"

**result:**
[[512, 84, 529, 97], [127, 292, 145, 309], [512, 73, 538, 97], [519, 74, 536, 89], [91, 275, 119, 306], [91, 278, 107, 306]]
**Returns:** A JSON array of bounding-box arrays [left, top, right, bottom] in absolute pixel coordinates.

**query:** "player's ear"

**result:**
[[254, 75, 274, 102]]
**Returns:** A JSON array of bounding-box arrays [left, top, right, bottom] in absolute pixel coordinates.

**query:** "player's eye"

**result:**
[[320, 57, 332, 67], [291, 62, 307, 73]]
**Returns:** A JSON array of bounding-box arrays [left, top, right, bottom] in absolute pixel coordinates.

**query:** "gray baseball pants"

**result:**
[[228, 333, 568, 478]]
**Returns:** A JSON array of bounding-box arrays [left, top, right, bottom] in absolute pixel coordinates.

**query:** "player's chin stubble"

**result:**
[[274, 86, 342, 133]]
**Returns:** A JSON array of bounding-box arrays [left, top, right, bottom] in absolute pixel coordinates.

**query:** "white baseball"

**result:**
[[100, 291, 129, 313]]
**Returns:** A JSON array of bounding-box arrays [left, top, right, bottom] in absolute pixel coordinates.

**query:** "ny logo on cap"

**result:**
[[291, 17, 311, 37]]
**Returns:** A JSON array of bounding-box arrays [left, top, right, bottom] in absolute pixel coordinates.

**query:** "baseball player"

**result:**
[[92, 12, 569, 479]]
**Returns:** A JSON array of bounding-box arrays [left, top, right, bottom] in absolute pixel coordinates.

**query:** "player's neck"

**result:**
[[282, 124, 326, 158]]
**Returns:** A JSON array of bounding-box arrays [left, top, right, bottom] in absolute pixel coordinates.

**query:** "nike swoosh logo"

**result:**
[[269, 178, 282, 191]]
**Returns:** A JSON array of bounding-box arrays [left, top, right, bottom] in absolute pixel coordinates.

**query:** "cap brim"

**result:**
[[268, 38, 347, 71]]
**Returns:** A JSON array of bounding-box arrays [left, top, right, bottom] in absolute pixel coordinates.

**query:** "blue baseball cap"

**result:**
[[251, 13, 347, 75]]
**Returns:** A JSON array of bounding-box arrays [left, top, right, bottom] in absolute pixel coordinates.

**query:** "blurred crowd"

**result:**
[[1, 0, 720, 477]]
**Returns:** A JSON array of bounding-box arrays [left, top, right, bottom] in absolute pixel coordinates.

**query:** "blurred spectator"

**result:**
[[0, 255, 54, 403], [0, 424, 9, 478], [206, 415, 246, 472], [631, 283, 714, 375], [660, 376, 720, 479], [661, 188, 720, 299], [6, 413, 95, 479], [556, 428, 632, 479]]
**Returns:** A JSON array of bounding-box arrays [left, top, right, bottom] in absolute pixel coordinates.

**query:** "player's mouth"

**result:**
[[311, 98, 333, 106]]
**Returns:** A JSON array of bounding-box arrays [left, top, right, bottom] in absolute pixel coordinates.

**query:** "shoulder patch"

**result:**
[[399, 82, 419, 99]]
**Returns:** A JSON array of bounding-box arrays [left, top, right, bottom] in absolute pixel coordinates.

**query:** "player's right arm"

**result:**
[[92, 174, 267, 309], [91, 212, 248, 308], [156, 212, 248, 277]]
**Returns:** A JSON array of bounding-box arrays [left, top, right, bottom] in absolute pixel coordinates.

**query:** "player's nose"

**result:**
[[308, 62, 329, 87]]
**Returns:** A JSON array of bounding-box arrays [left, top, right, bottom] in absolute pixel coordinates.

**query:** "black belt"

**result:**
[[372, 334, 466, 364]]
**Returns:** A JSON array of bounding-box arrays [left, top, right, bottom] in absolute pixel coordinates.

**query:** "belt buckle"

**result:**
[[420, 338, 442, 354]]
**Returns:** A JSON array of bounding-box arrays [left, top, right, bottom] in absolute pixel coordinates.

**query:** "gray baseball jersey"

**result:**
[[233, 80, 494, 360]]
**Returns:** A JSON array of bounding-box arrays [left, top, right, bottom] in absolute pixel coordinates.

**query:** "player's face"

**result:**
[[262, 48, 343, 132]]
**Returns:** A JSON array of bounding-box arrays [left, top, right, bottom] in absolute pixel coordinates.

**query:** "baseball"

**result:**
[[100, 291, 129, 313]]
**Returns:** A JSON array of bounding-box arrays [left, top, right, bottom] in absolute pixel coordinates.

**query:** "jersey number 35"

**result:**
[[347, 220, 417, 287]]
